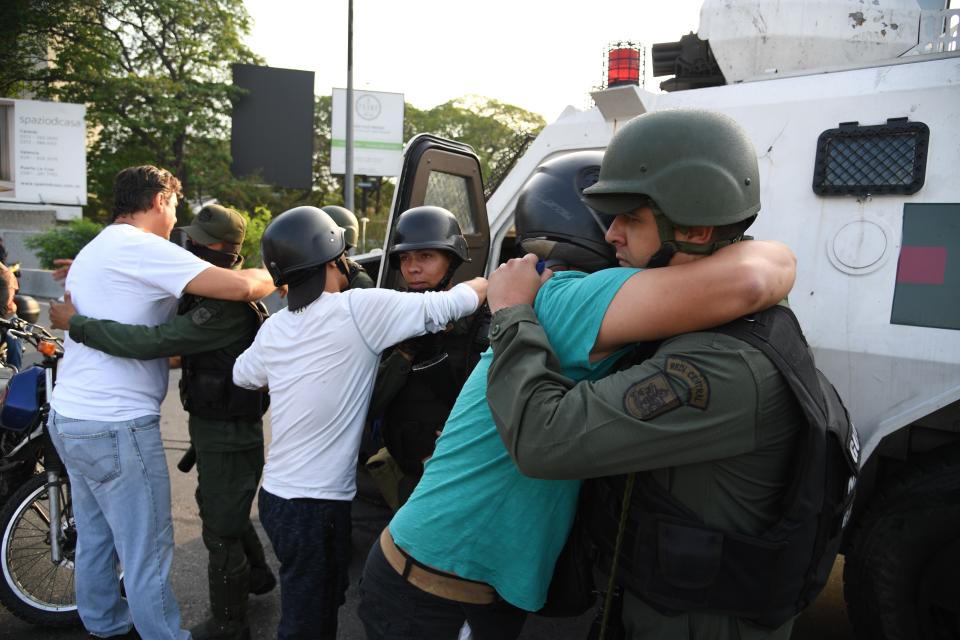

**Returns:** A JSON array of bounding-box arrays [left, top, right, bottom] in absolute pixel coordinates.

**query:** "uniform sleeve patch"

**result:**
[[191, 306, 214, 326], [623, 373, 682, 420], [665, 357, 710, 410]]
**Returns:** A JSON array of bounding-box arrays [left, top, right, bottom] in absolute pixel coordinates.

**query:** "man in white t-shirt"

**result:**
[[232, 206, 486, 640], [48, 165, 276, 640]]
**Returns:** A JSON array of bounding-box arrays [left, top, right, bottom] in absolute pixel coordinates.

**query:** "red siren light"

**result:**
[[604, 42, 644, 89]]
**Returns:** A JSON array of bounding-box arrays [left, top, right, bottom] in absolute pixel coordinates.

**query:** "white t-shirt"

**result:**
[[52, 224, 209, 421], [233, 283, 479, 501]]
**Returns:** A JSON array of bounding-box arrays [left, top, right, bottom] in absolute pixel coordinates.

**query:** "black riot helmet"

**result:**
[[261, 206, 346, 286], [515, 151, 617, 273], [322, 205, 360, 248], [388, 206, 470, 269], [388, 206, 470, 292]]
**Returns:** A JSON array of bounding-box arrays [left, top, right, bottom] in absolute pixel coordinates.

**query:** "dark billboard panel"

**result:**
[[231, 64, 314, 189]]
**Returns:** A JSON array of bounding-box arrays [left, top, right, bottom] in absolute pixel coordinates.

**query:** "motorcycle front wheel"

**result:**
[[0, 473, 81, 627]]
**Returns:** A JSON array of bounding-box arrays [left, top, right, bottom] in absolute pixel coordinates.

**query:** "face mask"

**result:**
[[187, 240, 244, 269]]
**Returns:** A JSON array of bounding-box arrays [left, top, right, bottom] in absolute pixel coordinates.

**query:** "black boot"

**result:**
[[191, 565, 251, 640], [242, 524, 276, 596]]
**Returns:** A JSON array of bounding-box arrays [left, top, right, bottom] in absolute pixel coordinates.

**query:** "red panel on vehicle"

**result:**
[[896, 246, 947, 285]]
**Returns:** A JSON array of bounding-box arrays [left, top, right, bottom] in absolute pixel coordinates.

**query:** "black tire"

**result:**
[[0, 473, 81, 628], [843, 446, 960, 640]]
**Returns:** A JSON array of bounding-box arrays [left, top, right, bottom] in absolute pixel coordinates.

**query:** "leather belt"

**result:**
[[379, 528, 496, 605]]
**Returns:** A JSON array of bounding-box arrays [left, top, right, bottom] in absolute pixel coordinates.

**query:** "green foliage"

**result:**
[[405, 96, 545, 187], [4, 0, 545, 254], [24, 219, 104, 269], [307, 95, 545, 252], [235, 205, 271, 268], [7, 0, 261, 222]]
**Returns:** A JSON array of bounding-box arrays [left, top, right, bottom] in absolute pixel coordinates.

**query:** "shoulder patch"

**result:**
[[191, 306, 214, 326], [623, 372, 682, 420], [665, 357, 710, 409]]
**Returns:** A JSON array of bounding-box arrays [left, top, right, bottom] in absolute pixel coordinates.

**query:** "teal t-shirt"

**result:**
[[389, 267, 639, 611]]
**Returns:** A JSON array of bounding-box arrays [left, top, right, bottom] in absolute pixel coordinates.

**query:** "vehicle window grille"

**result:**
[[812, 119, 929, 196]]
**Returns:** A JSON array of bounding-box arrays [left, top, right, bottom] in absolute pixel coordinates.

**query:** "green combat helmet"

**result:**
[[322, 205, 360, 249], [583, 108, 760, 266]]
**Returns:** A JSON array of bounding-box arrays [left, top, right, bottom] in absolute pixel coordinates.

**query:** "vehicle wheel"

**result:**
[[843, 446, 960, 640], [0, 474, 81, 628]]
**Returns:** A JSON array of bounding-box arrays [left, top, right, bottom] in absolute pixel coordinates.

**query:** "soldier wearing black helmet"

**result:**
[[232, 206, 486, 640], [485, 109, 813, 639], [48, 204, 275, 640], [367, 205, 491, 506], [322, 205, 375, 289]]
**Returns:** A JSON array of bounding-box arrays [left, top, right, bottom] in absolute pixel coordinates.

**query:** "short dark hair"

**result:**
[[112, 165, 182, 222]]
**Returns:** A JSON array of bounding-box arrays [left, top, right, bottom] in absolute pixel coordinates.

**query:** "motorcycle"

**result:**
[[0, 315, 80, 628]]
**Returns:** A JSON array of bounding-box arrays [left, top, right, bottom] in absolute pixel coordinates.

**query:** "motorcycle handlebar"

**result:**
[[0, 316, 64, 355]]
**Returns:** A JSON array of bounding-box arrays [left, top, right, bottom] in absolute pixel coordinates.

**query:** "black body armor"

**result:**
[[584, 306, 859, 628], [381, 307, 490, 475], [178, 295, 270, 421]]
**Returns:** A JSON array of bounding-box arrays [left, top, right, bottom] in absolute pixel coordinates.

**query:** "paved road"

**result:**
[[0, 352, 858, 639]]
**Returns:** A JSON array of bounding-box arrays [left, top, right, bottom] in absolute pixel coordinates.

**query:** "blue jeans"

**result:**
[[3, 331, 21, 369], [258, 488, 351, 640], [48, 410, 190, 639]]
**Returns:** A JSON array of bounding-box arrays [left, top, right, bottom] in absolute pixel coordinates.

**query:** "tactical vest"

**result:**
[[583, 305, 860, 628], [382, 306, 490, 475], [178, 294, 270, 422]]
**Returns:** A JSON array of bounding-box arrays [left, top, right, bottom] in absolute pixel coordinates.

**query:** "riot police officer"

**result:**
[[323, 204, 374, 289], [51, 204, 274, 640], [485, 110, 812, 639], [513, 150, 616, 273], [368, 205, 490, 506]]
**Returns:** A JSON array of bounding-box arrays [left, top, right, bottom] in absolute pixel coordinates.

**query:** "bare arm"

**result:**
[[593, 240, 795, 356], [184, 267, 276, 302]]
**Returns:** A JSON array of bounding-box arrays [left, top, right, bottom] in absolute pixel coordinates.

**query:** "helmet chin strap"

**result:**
[[334, 256, 351, 278], [645, 212, 680, 268], [645, 211, 741, 268], [431, 262, 461, 292]]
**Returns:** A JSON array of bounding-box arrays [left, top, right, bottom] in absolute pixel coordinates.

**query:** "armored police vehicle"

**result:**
[[370, 1, 959, 637]]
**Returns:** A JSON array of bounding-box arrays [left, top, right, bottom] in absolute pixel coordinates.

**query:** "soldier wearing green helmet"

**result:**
[[485, 109, 813, 639]]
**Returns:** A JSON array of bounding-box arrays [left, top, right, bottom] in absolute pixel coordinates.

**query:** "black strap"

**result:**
[[600, 472, 635, 640]]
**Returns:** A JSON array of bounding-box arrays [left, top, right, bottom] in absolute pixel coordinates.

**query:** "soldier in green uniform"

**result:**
[[367, 206, 490, 506], [48, 205, 274, 640], [323, 205, 375, 289], [485, 110, 807, 639]]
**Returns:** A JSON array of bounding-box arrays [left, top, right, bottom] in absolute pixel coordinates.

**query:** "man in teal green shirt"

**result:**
[[485, 110, 806, 639], [358, 148, 796, 640]]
